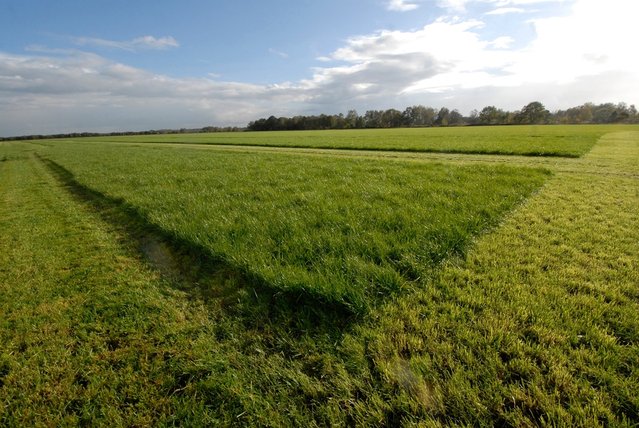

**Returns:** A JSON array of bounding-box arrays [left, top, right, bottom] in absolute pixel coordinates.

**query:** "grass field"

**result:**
[[36, 142, 549, 313], [50, 124, 637, 157], [1, 125, 638, 425]]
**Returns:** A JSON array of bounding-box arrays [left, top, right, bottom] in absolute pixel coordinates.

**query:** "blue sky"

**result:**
[[1, 0, 637, 136]]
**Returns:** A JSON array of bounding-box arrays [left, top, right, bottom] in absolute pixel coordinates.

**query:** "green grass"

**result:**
[[1, 128, 638, 426], [48, 124, 637, 157], [36, 142, 548, 313], [0, 145, 219, 425], [355, 131, 639, 425]]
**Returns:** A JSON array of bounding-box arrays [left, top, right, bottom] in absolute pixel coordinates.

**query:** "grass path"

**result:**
[[355, 131, 639, 425]]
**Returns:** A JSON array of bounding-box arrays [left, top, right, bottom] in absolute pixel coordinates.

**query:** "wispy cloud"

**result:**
[[439, 0, 566, 13], [387, 0, 419, 12], [71, 35, 179, 52], [488, 36, 515, 48], [485, 7, 527, 14], [0, 49, 304, 134], [268, 48, 289, 59], [490, 0, 561, 5], [437, 0, 470, 12]]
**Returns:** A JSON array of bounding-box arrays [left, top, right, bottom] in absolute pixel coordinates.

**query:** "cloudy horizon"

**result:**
[[1, 0, 637, 137]]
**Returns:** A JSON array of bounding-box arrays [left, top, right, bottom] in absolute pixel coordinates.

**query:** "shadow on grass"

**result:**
[[95, 139, 582, 158], [38, 155, 357, 335]]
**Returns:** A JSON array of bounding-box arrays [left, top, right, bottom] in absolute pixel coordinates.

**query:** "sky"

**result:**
[[0, 0, 637, 136]]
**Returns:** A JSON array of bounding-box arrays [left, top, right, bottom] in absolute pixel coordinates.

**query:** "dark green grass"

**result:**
[[48, 124, 637, 157], [39, 142, 549, 313]]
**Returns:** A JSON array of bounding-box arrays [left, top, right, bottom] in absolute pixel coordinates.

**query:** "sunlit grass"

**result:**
[[2, 129, 637, 425], [356, 131, 639, 424]]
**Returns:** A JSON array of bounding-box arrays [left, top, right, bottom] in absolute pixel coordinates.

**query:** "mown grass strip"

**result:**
[[43, 124, 637, 157], [353, 131, 639, 425], [39, 142, 550, 313]]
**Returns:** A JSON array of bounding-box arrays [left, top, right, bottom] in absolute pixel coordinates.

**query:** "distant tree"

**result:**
[[479, 106, 501, 125], [629, 104, 639, 123], [516, 101, 550, 124], [448, 109, 464, 126], [611, 102, 633, 123], [402, 105, 436, 126], [264, 115, 278, 130], [435, 107, 450, 126], [382, 109, 403, 128], [467, 109, 479, 125], [239, 99, 638, 134], [345, 110, 360, 128], [363, 110, 382, 128], [578, 103, 594, 123], [564, 104, 592, 123], [421, 106, 436, 126]]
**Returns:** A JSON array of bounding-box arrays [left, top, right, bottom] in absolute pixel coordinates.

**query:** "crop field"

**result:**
[[1, 125, 638, 426], [63, 124, 637, 157]]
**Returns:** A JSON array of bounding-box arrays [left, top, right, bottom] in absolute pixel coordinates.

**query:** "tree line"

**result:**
[[247, 101, 639, 131], [0, 126, 243, 142], [3, 101, 637, 141]]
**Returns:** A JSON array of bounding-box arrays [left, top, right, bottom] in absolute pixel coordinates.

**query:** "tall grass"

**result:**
[[40, 143, 549, 313]]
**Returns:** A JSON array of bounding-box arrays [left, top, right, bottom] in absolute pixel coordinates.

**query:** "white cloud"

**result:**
[[312, 18, 509, 99], [440, 0, 567, 13], [491, 0, 562, 5], [0, 50, 304, 134], [387, 0, 419, 12], [437, 0, 470, 12], [485, 7, 527, 14], [489, 36, 515, 48], [505, 0, 639, 83], [71, 35, 179, 51], [1, 0, 638, 136], [318, 0, 637, 103]]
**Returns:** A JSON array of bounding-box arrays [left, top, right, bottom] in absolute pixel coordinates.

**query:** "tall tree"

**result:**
[[479, 106, 502, 125], [448, 109, 464, 126], [345, 110, 360, 128], [435, 107, 450, 126], [403, 105, 436, 126], [516, 101, 550, 124]]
